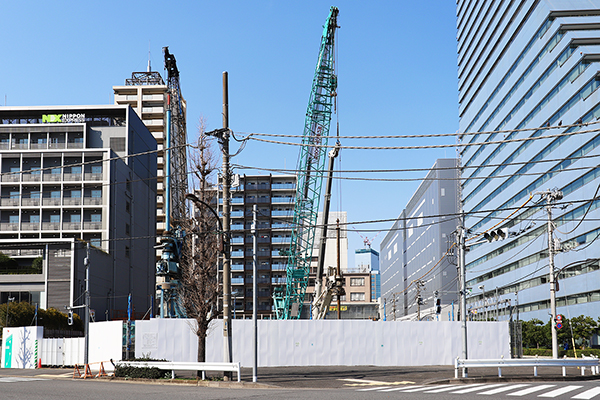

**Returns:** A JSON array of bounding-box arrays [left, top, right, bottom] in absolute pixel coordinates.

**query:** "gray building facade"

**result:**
[[0, 105, 157, 318], [380, 159, 459, 321]]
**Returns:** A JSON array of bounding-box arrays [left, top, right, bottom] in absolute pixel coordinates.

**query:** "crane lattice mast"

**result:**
[[273, 6, 339, 319]]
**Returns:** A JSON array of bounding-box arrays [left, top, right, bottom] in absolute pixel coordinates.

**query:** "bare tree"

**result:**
[[178, 118, 221, 362]]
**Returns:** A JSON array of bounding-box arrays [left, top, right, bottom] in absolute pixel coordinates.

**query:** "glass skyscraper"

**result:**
[[457, 0, 600, 322]]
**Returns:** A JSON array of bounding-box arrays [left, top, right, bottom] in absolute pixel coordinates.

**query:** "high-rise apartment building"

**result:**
[[113, 71, 170, 233], [215, 174, 297, 318], [457, 1, 600, 321], [0, 105, 157, 317], [380, 159, 459, 321]]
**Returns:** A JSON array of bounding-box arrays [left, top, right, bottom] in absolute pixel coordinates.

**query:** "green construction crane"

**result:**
[[273, 6, 339, 319]]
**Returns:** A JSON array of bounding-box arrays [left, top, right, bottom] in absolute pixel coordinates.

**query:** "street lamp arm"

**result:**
[[185, 193, 223, 232]]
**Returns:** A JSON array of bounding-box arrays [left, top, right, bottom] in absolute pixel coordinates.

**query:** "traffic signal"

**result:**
[[435, 298, 442, 314], [484, 228, 509, 242], [68, 310, 73, 326]]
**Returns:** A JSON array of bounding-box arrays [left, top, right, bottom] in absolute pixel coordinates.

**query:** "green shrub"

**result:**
[[114, 357, 170, 379]]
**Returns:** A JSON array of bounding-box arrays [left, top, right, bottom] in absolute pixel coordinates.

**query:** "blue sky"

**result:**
[[1, 1, 459, 264]]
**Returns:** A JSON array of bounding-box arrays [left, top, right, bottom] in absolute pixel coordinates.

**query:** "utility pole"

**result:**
[[252, 204, 258, 383], [336, 219, 341, 320], [535, 189, 563, 359], [221, 71, 233, 374], [458, 226, 468, 376], [84, 242, 90, 366]]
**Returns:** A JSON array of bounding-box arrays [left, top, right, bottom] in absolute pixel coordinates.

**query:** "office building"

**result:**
[[380, 159, 459, 321], [0, 105, 157, 318], [355, 247, 381, 302], [457, 1, 600, 321]]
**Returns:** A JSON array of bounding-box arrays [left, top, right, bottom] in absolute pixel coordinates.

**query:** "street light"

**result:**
[[5, 296, 15, 328]]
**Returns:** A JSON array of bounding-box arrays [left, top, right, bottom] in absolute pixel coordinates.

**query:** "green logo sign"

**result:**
[[3, 334, 12, 368], [42, 113, 85, 123]]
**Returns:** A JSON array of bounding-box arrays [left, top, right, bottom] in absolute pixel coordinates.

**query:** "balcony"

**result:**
[[84, 173, 103, 181], [231, 265, 244, 271], [272, 250, 286, 257], [22, 198, 41, 207], [1, 198, 19, 206], [246, 277, 270, 284], [63, 173, 81, 181], [2, 174, 19, 182], [272, 277, 287, 284], [83, 222, 102, 230], [272, 223, 293, 230], [22, 173, 41, 182], [230, 250, 244, 258], [272, 183, 296, 190], [67, 142, 84, 149], [63, 198, 82, 206], [21, 222, 40, 231], [62, 222, 81, 230], [42, 198, 61, 206], [272, 237, 291, 244], [272, 264, 287, 271], [2, 249, 43, 257], [231, 278, 244, 285], [230, 211, 244, 218], [11, 143, 28, 150], [43, 173, 61, 182], [30, 143, 47, 150], [83, 197, 103, 205], [258, 305, 272, 311], [271, 210, 292, 217], [42, 222, 60, 230], [230, 237, 244, 244], [0, 223, 18, 231], [231, 224, 244, 231], [0, 142, 8, 150], [272, 197, 294, 203], [48, 142, 66, 149]]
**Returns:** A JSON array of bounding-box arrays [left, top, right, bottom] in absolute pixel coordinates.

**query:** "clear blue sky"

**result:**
[[1, 1, 459, 265]]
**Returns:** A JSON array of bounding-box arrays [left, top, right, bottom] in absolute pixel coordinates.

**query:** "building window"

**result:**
[[31, 191, 40, 199], [125, 223, 130, 235], [125, 201, 130, 214], [350, 278, 365, 286], [9, 191, 19, 199], [71, 190, 81, 198], [126, 179, 131, 192], [29, 215, 40, 223], [9, 215, 18, 224], [71, 166, 82, 174], [51, 191, 60, 198], [50, 215, 60, 223], [91, 189, 101, 198], [125, 246, 130, 258], [70, 214, 81, 223], [91, 239, 101, 248], [350, 292, 365, 301], [91, 165, 102, 174], [91, 214, 101, 222]]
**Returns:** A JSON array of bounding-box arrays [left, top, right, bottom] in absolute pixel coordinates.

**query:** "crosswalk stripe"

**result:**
[[572, 387, 600, 400], [401, 386, 435, 392], [378, 387, 414, 392], [539, 385, 583, 398], [424, 385, 464, 393], [0, 377, 47, 383], [452, 384, 504, 394], [357, 386, 391, 391], [508, 385, 556, 396], [477, 384, 530, 395]]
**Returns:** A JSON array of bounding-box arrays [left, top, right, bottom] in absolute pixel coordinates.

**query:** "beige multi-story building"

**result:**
[[113, 71, 169, 234]]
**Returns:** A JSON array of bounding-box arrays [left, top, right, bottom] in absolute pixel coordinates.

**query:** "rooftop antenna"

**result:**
[[147, 40, 152, 72]]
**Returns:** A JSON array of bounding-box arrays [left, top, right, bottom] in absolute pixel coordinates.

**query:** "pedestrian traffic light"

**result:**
[[435, 298, 442, 314], [484, 228, 509, 242], [68, 310, 73, 326]]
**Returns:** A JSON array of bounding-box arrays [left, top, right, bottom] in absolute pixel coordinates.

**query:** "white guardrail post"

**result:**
[[454, 356, 599, 378]]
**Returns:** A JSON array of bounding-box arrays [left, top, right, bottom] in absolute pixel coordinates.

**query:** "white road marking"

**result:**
[[401, 386, 435, 392], [572, 387, 600, 400], [539, 385, 583, 398], [479, 384, 530, 395], [508, 385, 556, 396], [452, 384, 504, 394], [378, 387, 415, 392], [0, 377, 48, 383], [357, 386, 391, 391], [424, 385, 465, 393]]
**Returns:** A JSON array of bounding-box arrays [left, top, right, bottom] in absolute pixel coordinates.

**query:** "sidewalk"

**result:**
[[1, 364, 599, 389]]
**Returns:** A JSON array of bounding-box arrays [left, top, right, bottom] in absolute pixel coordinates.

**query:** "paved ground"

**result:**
[[1, 365, 599, 389]]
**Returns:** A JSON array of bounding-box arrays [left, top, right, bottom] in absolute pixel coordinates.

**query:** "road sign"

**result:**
[[556, 314, 562, 321], [556, 323, 563, 329]]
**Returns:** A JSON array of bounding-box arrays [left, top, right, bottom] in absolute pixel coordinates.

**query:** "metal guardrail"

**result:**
[[455, 356, 600, 378], [114, 361, 242, 382]]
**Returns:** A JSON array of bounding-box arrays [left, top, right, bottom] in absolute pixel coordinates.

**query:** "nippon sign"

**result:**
[[42, 113, 85, 123]]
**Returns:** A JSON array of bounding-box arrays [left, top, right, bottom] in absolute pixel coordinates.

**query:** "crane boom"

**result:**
[[273, 6, 339, 319]]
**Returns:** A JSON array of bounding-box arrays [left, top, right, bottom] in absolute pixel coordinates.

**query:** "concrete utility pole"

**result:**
[[252, 204, 258, 383], [221, 71, 233, 373], [336, 219, 341, 320], [535, 189, 563, 359], [458, 226, 468, 376], [84, 242, 90, 366]]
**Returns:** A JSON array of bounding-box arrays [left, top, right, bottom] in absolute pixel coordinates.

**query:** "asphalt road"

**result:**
[[0, 378, 600, 400]]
